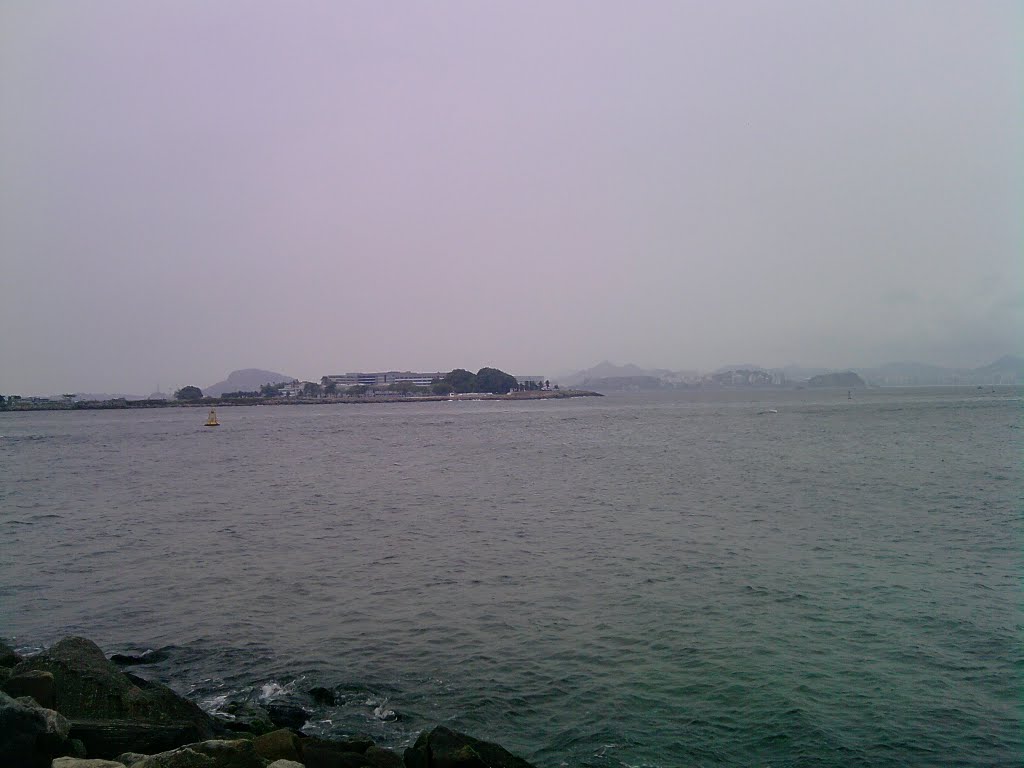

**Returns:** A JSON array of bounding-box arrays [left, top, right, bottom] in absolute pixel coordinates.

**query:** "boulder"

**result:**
[[0, 690, 48, 768], [0, 641, 20, 668], [11, 637, 215, 758], [116, 753, 150, 766], [52, 760, 128, 768], [2, 669, 56, 708], [364, 745, 402, 768], [403, 727, 536, 768], [109, 650, 169, 667], [216, 703, 274, 735], [266, 704, 308, 731], [267, 761, 304, 768], [253, 729, 302, 763], [298, 735, 372, 768], [0, 690, 78, 768], [126, 738, 266, 768]]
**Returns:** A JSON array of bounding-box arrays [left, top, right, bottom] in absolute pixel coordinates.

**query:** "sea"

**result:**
[[1, 388, 1020, 767]]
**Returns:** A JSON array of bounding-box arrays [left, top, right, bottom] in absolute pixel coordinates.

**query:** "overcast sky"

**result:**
[[1, 1, 1020, 394]]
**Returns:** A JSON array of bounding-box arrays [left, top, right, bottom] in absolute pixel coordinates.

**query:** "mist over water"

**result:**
[[2, 389, 1020, 767]]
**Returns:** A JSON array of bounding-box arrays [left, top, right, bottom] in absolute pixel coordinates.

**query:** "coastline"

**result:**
[[0, 635, 538, 767], [0, 389, 603, 413]]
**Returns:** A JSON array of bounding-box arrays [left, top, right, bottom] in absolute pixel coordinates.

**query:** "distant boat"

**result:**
[[757, 408, 778, 415], [204, 409, 219, 427]]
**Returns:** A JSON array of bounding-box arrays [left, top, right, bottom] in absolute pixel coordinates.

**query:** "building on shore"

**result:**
[[323, 371, 450, 388]]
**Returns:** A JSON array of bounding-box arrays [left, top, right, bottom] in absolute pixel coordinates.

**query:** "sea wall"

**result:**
[[0, 637, 537, 768]]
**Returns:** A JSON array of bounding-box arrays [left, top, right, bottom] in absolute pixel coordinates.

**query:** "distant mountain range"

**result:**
[[203, 369, 295, 397], [559, 356, 1024, 389]]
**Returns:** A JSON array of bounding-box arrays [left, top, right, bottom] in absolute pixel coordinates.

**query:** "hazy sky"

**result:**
[[2, 1, 1021, 393]]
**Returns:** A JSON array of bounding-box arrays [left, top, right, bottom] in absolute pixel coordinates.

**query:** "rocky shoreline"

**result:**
[[0, 637, 537, 768]]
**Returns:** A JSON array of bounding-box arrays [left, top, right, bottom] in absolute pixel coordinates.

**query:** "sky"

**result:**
[[1, 1, 1021, 394]]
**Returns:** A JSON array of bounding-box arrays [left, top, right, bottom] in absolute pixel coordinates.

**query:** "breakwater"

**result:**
[[0, 636, 535, 768]]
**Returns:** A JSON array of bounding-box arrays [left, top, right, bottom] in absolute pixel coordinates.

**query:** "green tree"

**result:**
[[260, 382, 286, 397], [475, 367, 517, 394], [175, 386, 203, 401], [321, 377, 338, 396], [430, 379, 450, 395], [346, 384, 369, 396], [0, 395, 6, 410], [443, 368, 478, 394], [302, 381, 322, 398]]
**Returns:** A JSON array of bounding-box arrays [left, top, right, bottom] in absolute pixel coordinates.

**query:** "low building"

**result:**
[[323, 371, 449, 388]]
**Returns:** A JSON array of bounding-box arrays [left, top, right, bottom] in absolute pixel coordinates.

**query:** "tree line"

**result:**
[[173, 367, 553, 401]]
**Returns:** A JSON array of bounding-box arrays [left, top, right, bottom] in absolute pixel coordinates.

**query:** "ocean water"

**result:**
[[1, 388, 1020, 767]]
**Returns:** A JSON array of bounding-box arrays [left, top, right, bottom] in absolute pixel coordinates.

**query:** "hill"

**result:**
[[203, 369, 295, 397], [807, 371, 867, 388], [561, 361, 672, 387]]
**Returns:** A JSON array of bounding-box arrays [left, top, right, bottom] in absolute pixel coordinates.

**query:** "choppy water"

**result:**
[[1, 388, 1021, 767]]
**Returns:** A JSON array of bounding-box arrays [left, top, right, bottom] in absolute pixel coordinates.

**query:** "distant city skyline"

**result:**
[[2, 2, 1020, 394]]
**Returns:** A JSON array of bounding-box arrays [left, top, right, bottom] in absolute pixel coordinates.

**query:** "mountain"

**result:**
[[854, 356, 1023, 386], [807, 371, 866, 388], [203, 369, 295, 397], [560, 361, 672, 386], [973, 355, 1024, 376]]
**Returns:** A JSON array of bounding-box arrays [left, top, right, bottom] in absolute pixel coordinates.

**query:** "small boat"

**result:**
[[204, 409, 219, 427]]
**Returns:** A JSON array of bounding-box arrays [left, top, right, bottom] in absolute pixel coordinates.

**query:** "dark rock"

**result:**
[[308, 686, 336, 706], [2, 669, 56, 708], [403, 726, 536, 768], [110, 650, 169, 666], [126, 739, 266, 768], [0, 690, 79, 768], [266, 703, 308, 730], [52, 759, 127, 768], [67, 719, 215, 760], [0, 690, 49, 768], [253, 728, 302, 763], [300, 735, 373, 768], [217, 701, 274, 735], [364, 745, 403, 768], [115, 752, 150, 766], [0, 641, 20, 668], [11, 636, 215, 757]]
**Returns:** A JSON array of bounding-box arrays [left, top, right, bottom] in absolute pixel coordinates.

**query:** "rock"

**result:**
[[298, 736, 372, 768], [0, 690, 79, 768], [68, 720, 217, 760], [11, 637, 215, 758], [14, 696, 70, 739], [128, 738, 266, 768], [267, 761, 304, 768], [0, 690, 48, 768], [307, 687, 335, 706], [217, 703, 274, 736], [110, 650, 169, 667], [364, 745, 402, 768], [266, 704, 308, 731], [403, 726, 536, 768], [2, 669, 56, 708], [253, 729, 302, 763], [52, 759, 128, 768], [0, 641, 21, 668], [116, 753, 150, 766]]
